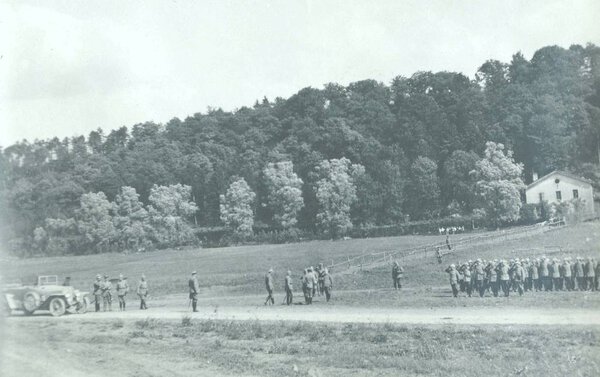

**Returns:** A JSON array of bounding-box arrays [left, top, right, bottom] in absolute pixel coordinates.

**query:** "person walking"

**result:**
[[93, 275, 102, 312], [188, 271, 199, 312], [284, 270, 293, 305], [116, 274, 129, 311], [137, 274, 148, 310], [264, 269, 275, 306], [392, 261, 404, 290]]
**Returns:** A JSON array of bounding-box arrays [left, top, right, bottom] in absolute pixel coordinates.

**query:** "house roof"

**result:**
[[527, 170, 593, 190]]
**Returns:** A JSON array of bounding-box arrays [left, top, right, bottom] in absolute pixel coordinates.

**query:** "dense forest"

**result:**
[[1, 44, 599, 256]]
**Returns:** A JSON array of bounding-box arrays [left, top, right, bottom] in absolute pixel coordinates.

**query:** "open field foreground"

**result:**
[[1, 317, 599, 377]]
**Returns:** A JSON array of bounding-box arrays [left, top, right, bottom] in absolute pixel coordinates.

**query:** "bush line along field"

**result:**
[[1, 223, 599, 303], [2, 319, 599, 377]]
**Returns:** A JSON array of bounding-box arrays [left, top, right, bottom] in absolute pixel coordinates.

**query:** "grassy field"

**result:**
[[2, 318, 599, 377]]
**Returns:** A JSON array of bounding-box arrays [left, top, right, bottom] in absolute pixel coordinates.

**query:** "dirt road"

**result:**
[[9, 304, 600, 325]]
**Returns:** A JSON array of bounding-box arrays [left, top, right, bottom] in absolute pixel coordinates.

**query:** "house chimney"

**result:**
[[532, 171, 538, 181]]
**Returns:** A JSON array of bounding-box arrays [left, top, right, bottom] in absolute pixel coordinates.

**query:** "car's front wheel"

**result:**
[[76, 297, 89, 314], [49, 297, 66, 317]]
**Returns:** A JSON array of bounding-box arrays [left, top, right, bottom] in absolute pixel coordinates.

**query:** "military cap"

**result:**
[[96, 274, 101, 279], [268, 268, 273, 273], [192, 271, 197, 275]]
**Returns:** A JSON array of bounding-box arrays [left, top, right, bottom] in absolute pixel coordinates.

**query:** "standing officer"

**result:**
[[585, 257, 596, 291], [93, 274, 102, 312], [102, 275, 112, 312], [513, 260, 525, 296], [539, 257, 550, 291], [322, 268, 333, 302], [303, 268, 313, 304], [116, 274, 129, 311], [284, 270, 293, 305], [550, 258, 561, 291], [498, 260, 510, 297], [392, 261, 404, 290], [459, 263, 472, 297], [63, 276, 71, 286], [473, 259, 485, 297], [485, 260, 498, 297], [530, 259, 540, 292], [562, 258, 572, 291], [137, 274, 148, 310], [574, 257, 585, 290], [264, 268, 275, 306], [436, 247, 443, 264], [445, 264, 460, 298], [189, 271, 199, 312]]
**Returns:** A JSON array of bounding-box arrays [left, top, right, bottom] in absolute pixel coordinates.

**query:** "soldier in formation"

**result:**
[[93, 274, 102, 312], [446, 256, 599, 297], [302, 268, 313, 304], [137, 274, 148, 310], [116, 274, 129, 311], [284, 270, 293, 305], [189, 271, 199, 312], [321, 268, 333, 302]]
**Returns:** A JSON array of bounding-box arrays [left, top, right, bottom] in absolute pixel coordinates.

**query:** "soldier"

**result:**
[[303, 268, 314, 304], [585, 257, 596, 291], [530, 259, 540, 292], [561, 258, 572, 291], [459, 263, 472, 297], [93, 274, 102, 312], [316, 263, 324, 296], [522, 259, 530, 292], [322, 268, 333, 302], [311, 266, 318, 298], [101, 275, 112, 311], [264, 268, 275, 306], [392, 261, 404, 289], [539, 257, 550, 291], [137, 274, 148, 310], [595, 259, 600, 291], [486, 260, 499, 297], [284, 270, 293, 305], [188, 271, 199, 312], [498, 260, 510, 297], [473, 259, 485, 297], [513, 260, 525, 296], [445, 264, 460, 298], [574, 257, 585, 290], [446, 234, 452, 250], [116, 274, 129, 311], [63, 276, 71, 286], [436, 247, 443, 264]]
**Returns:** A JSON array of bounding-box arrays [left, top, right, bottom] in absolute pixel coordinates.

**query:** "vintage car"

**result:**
[[3, 275, 90, 316]]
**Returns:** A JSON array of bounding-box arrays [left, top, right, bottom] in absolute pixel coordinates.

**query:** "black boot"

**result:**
[[192, 302, 198, 312]]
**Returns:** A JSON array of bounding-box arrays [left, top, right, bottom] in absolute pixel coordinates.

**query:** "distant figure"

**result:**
[[322, 268, 333, 302], [116, 274, 130, 311], [93, 275, 102, 312], [498, 261, 510, 297], [303, 268, 313, 304], [63, 276, 71, 286], [188, 271, 199, 312], [264, 269, 275, 306], [585, 257, 596, 291], [102, 275, 112, 312], [317, 263, 325, 296], [137, 274, 148, 310], [284, 270, 293, 305], [445, 235, 452, 250], [392, 261, 404, 289], [436, 247, 443, 264]]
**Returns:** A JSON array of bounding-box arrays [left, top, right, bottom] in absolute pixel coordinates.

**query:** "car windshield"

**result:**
[[38, 276, 59, 285]]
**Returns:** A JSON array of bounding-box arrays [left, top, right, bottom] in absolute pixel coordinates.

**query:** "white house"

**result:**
[[525, 170, 595, 215]]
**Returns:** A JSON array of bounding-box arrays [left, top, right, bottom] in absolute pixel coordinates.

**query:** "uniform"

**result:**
[[137, 276, 148, 310], [93, 276, 102, 312], [189, 272, 199, 312], [486, 262, 499, 297], [445, 265, 460, 298], [303, 270, 313, 304], [459, 264, 472, 297], [473, 260, 485, 297], [585, 258, 596, 291], [513, 262, 525, 296], [392, 262, 403, 289], [264, 270, 275, 306], [529, 261, 540, 292], [497, 262, 510, 297], [102, 276, 112, 311], [116, 276, 129, 311], [322, 269, 333, 302], [539, 258, 550, 291], [574, 258, 585, 290], [561, 260, 572, 291], [285, 272, 293, 305]]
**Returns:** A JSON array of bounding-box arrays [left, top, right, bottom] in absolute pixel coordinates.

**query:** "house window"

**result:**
[[573, 189, 579, 199], [556, 191, 562, 200]]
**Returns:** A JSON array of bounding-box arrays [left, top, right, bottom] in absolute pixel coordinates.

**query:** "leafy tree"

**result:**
[[113, 186, 150, 250], [263, 161, 304, 228], [314, 157, 364, 237], [472, 142, 525, 226], [148, 184, 198, 247], [76, 192, 117, 253], [220, 178, 256, 234], [405, 156, 440, 220]]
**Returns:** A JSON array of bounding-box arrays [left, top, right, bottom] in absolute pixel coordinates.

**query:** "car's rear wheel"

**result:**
[[23, 292, 40, 315], [49, 297, 66, 317]]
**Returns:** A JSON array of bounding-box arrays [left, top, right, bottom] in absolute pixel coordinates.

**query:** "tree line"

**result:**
[[1, 43, 599, 256]]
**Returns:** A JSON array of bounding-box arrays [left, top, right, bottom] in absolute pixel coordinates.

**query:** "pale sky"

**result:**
[[0, 0, 598, 146]]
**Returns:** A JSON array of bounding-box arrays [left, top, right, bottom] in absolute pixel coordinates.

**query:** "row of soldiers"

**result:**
[[446, 256, 599, 298], [266, 263, 334, 306], [92, 274, 148, 312]]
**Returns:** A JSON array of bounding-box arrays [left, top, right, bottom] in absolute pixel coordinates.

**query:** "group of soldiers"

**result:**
[[265, 263, 334, 306], [92, 274, 148, 312], [445, 256, 599, 298]]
